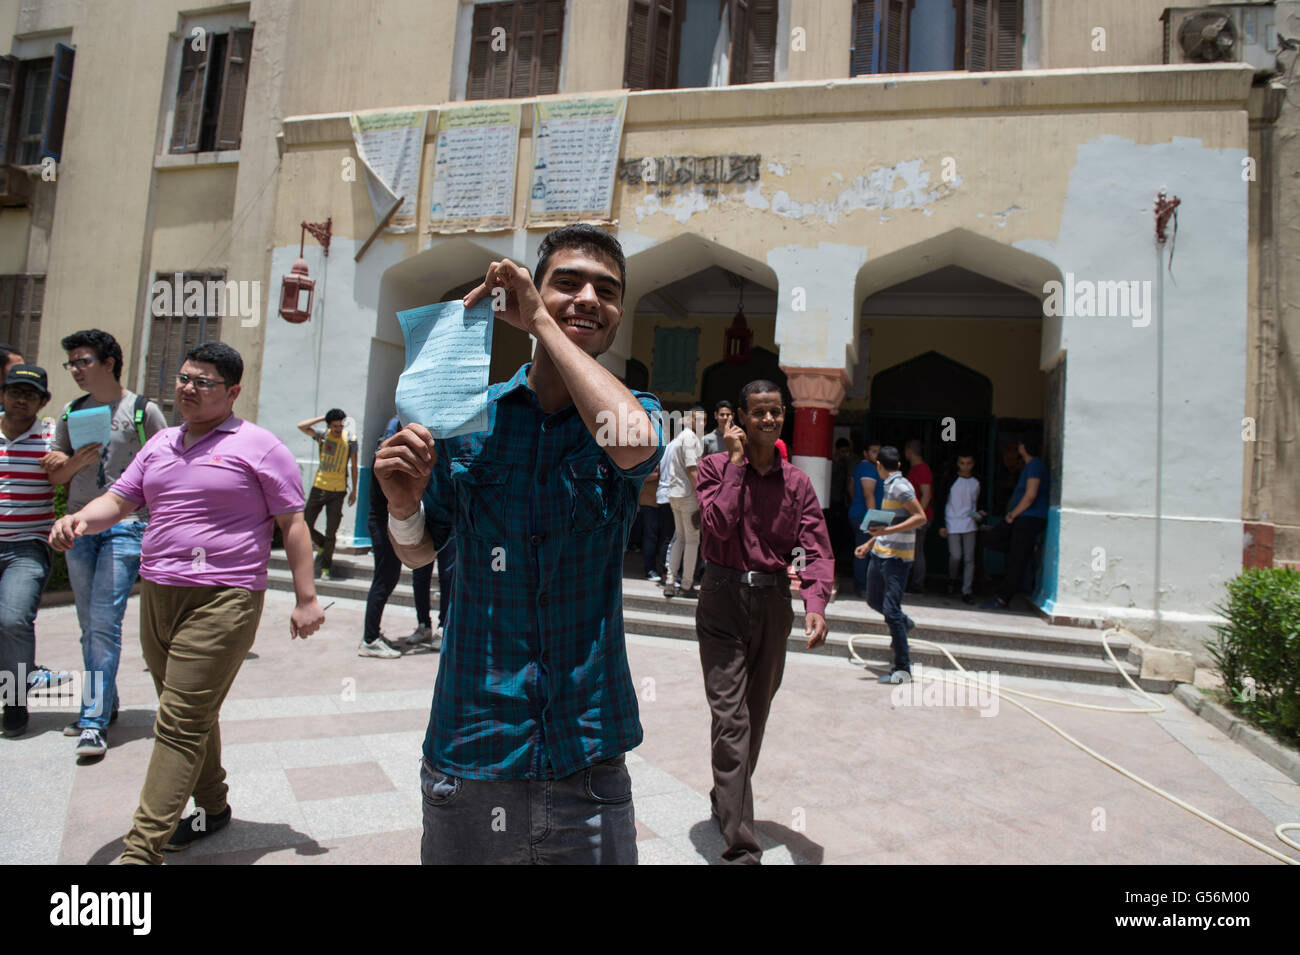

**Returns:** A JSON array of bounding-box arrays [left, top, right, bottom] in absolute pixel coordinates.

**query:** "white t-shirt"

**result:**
[[656, 435, 677, 504], [668, 429, 702, 501], [944, 475, 981, 533]]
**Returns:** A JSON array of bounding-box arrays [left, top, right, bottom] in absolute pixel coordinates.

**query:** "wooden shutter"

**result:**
[[536, 0, 564, 94], [468, 2, 516, 100], [729, 0, 777, 84], [214, 27, 252, 150], [965, 0, 1019, 71], [512, 2, 539, 97], [170, 39, 209, 152], [965, 0, 991, 70], [147, 272, 223, 422], [625, 0, 679, 90], [39, 43, 74, 161], [992, 0, 1021, 70], [851, 1, 877, 76], [0, 56, 19, 163], [882, 0, 910, 73]]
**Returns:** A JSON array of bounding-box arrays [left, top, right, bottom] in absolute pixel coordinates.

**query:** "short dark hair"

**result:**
[[325, 408, 346, 424], [739, 379, 782, 412], [904, 438, 923, 457], [534, 224, 626, 301], [61, 329, 124, 380], [956, 450, 976, 461], [185, 342, 243, 385], [835, 437, 850, 449], [1020, 434, 1042, 457], [0, 343, 21, 364], [714, 399, 733, 413], [878, 445, 901, 471]]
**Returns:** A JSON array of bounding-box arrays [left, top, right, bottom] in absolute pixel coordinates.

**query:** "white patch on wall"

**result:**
[[766, 161, 788, 177]]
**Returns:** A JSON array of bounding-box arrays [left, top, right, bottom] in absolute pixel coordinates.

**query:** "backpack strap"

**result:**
[[132, 394, 149, 446], [60, 393, 90, 421]]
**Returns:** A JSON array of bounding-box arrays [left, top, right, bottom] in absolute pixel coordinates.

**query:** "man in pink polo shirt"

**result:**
[[50, 342, 324, 865]]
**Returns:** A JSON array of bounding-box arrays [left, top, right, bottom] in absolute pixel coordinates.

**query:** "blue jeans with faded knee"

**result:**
[[65, 521, 144, 729], [0, 539, 52, 704], [866, 552, 914, 673], [419, 754, 637, 865]]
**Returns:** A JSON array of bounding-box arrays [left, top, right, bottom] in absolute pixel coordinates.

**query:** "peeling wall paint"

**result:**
[[632, 158, 962, 226]]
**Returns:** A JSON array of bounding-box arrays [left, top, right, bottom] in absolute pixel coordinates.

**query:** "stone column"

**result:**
[[783, 368, 848, 507]]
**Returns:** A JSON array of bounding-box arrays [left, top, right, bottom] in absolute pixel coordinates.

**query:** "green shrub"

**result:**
[[46, 483, 70, 591], [1207, 567, 1300, 744]]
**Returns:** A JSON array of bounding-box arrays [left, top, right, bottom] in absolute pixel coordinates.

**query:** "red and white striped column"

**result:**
[[784, 368, 848, 508]]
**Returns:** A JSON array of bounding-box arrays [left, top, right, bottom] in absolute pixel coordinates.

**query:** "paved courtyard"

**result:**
[[3, 589, 1297, 865]]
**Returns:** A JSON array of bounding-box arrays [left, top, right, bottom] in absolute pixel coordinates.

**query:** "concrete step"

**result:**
[[268, 552, 1156, 691]]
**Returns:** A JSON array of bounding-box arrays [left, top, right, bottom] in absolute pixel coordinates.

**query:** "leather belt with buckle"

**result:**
[[707, 565, 780, 587]]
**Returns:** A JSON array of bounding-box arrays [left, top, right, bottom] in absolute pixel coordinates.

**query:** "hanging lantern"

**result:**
[[279, 218, 332, 323], [724, 279, 752, 364]]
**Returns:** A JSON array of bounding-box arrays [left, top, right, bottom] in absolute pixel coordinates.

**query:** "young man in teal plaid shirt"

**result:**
[[376, 225, 662, 865]]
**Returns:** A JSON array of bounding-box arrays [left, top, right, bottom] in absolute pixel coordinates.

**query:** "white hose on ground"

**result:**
[[846, 626, 1299, 864]]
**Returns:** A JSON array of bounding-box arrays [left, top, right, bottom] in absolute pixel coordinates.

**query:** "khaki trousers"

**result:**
[[695, 567, 793, 865], [120, 581, 264, 864]]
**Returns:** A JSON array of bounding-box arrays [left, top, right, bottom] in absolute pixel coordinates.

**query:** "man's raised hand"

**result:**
[[463, 259, 549, 336], [373, 423, 436, 520], [723, 422, 747, 465]]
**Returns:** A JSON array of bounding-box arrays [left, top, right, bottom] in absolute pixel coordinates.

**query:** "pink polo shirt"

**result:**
[[111, 415, 305, 589]]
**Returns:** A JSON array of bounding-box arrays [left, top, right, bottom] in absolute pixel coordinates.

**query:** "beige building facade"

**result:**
[[1, 0, 1296, 656]]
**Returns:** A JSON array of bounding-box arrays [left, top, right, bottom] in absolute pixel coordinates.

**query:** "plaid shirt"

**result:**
[[421, 363, 663, 780]]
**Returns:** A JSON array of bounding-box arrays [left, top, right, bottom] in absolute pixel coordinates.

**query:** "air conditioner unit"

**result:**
[[1162, 4, 1278, 73], [0, 165, 32, 207]]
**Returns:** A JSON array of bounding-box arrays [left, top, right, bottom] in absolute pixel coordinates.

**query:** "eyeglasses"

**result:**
[[62, 357, 98, 370], [175, 373, 227, 391]]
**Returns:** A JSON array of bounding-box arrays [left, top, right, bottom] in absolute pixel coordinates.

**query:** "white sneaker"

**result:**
[[431, 626, 443, 651], [407, 624, 433, 645], [357, 637, 402, 659]]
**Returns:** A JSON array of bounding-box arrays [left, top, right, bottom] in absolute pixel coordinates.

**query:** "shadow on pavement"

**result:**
[[686, 818, 824, 864], [85, 821, 327, 865]]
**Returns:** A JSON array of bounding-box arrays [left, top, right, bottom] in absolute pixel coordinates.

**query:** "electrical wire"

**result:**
[[846, 628, 1299, 864]]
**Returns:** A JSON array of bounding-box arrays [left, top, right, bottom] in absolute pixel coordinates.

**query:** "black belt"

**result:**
[[705, 565, 784, 588]]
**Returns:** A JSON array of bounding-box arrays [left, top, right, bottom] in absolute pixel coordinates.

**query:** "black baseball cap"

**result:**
[[4, 364, 51, 397]]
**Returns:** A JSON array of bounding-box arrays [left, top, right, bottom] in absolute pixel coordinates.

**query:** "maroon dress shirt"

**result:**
[[696, 450, 834, 616]]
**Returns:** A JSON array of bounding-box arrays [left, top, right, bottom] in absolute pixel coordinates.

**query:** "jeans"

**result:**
[[910, 521, 929, 589], [638, 505, 661, 576], [365, 517, 433, 641], [0, 539, 52, 705], [852, 525, 871, 592], [65, 521, 144, 728], [654, 503, 673, 576], [986, 515, 1047, 603], [419, 755, 637, 865], [946, 530, 976, 595], [304, 487, 345, 569], [866, 552, 914, 673]]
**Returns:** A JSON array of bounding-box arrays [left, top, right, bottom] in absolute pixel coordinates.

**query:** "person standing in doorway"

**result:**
[[699, 400, 733, 457], [939, 451, 984, 605], [41, 330, 167, 758], [298, 409, 357, 580], [848, 440, 882, 597], [981, 436, 1049, 611], [695, 380, 832, 864], [903, 439, 933, 594]]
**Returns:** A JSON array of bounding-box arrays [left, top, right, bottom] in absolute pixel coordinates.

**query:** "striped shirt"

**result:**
[[420, 363, 663, 780], [873, 471, 917, 561], [0, 420, 55, 542]]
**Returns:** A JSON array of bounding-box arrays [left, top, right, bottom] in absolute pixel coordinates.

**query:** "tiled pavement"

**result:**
[[4, 589, 1298, 865]]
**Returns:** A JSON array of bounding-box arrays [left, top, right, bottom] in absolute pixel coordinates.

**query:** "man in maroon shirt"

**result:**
[[695, 379, 832, 864]]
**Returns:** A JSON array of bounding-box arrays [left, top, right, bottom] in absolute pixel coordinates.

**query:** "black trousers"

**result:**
[[985, 515, 1046, 603], [365, 517, 433, 640], [304, 487, 345, 568]]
